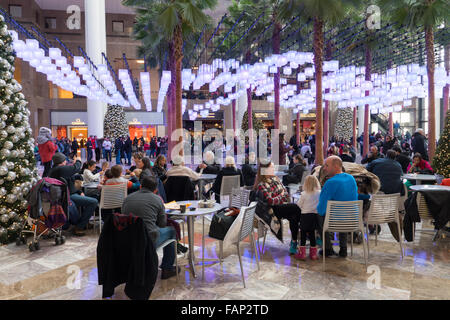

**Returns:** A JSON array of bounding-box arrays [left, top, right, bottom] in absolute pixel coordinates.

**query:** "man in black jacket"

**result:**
[[124, 136, 133, 165], [361, 146, 384, 164], [115, 137, 123, 165], [49, 153, 98, 236], [339, 146, 355, 163], [411, 128, 428, 161], [121, 176, 178, 279], [392, 145, 411, 173], [195, 151, 221, 175], [367, 150, 404, 196], [283, 154, 306, 185]]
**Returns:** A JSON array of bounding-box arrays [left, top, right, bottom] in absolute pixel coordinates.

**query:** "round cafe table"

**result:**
[[168, 200, 223, 279], [410, 185, 450, 192], [275, 171, 288, 177], [402, 174, 437, 185]]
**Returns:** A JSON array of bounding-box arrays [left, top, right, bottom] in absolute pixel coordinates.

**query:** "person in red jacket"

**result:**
[[37, 127, 57, 177]]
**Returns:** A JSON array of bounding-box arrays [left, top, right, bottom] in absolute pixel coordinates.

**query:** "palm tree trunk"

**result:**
[[167, 42, 176, 162], [389, 113, 393, 136], [232, 86, 236, 135], [174, 24, 184, 156], [323, 41, 333, 157], [245, 51, 254, 146], [353, 107, 357, 149], [313, 17, 324, 165], [364, 42, 371, 158], [444, 44, 449, 115], [425, 26, 436, 160], [273, 21, 281, 130]]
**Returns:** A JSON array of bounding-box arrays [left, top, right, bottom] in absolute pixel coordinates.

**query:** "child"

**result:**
[[295, 175, 321, 260], [105, 165, 140, 191], [82, 160, 103, 183]]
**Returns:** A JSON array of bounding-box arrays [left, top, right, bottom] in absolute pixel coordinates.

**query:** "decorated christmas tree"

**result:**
[[432, 110, 450, 178], [0, 16, 40, 244], [103, 104, 129, 142], [334, 107, 353, 142], [241, 111, 265, 132]]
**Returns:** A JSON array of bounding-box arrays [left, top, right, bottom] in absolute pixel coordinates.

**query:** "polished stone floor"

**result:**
[[0, 217, 448, 300]]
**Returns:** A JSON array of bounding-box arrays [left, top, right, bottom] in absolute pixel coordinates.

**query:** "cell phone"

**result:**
[[190, 207, 195, 211]]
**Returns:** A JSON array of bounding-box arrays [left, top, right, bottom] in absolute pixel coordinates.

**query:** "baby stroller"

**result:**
[[17, 177, 70, 252]]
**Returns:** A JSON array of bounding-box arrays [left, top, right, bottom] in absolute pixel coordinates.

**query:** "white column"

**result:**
[[85, 0, 107, 138], [357, 105, 365, 136]]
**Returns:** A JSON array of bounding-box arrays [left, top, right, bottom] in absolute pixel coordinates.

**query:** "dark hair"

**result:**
[[386, 150, 396, 160], [294, 154, 306, 166], [392, 146, 402, 153], [133, 152, 145, 160], [111, 165, 123, 178], [413, 153, 422, 161], [81, 160, 96, 172], [104, 169, 113, 179], [155, 155, 166, 168], [141, 175, 157, 191], [142, 157, 152, 171]]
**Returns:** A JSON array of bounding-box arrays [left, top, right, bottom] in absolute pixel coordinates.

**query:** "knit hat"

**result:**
[[52, 152, 66, 166], [172, 155, 184, 166]]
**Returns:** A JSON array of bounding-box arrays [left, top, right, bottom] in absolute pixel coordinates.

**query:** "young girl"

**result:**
[[82, 160, 103, 183], [295, 175, 321, 260]]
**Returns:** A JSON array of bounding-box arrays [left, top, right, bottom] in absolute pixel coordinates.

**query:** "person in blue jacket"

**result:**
[[317, 156, 358, 258]]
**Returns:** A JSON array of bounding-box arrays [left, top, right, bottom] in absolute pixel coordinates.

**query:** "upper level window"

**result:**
[[112, 21, 124, 33], [45, 18, 57, 29], [9, 5, 22, 18]]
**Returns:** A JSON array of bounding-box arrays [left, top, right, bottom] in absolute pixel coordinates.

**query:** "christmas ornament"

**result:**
[[0, 166, 7, 176], [6, 171, 16, 181]]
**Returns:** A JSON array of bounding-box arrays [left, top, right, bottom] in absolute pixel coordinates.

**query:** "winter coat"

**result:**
[[411, 132, 428, 161], [37, 127, 57, 163]]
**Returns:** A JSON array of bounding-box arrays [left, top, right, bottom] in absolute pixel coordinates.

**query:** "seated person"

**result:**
[[195, 151, 221, 175], [392, 145, 411, 173], [361, 146, 384, 164], [283, 154, 306, 185], [105, 165, 140, 191], [166, 155, 200, 181], [241, 152, 257, 187], [317, 156, 358, 258], [101, 169, 113, 185], [152, 155, 167, 181], [49, 153, 98, 236], [407, 153, 433, 174], [82, 160, 104, 183], [367, 150, 404, 196], [252, 161, 301, 255], [210, 156, 244, 202], [121, 176, 178, 280], [339, 146, 355, 163]]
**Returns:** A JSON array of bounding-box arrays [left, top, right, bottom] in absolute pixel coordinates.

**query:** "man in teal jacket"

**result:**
[[317, 156, 358, 257]]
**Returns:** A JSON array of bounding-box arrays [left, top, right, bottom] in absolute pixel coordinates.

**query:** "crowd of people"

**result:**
[[31, 123, 448, 281]]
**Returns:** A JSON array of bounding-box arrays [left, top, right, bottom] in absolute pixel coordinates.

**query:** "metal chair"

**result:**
[[414, 192, 441, 242], [323, 200, 367, 270], [230, 187, 251, 208], [97, 183, 128, 234], [156, 238, 179, 282], [219, 175, 241, 206], [217, 203, 259, 288], [365, 193, 403, 258]]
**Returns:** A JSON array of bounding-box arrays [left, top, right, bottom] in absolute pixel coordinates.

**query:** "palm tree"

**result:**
[[379, 0, 450, 160], [284, 0, 358, 165], [124, 0, 217, 157]]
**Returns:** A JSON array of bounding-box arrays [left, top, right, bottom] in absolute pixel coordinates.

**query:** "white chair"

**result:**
[[157, 238, 179, 282], [217, 203, 259, 288], [230, 187, 251, 208], [323, 200, 368, 270], [219, 175, 241, 206], [97, 183, 128, 234], [365, 193, 403, 258], [414, 192, 438, 241]]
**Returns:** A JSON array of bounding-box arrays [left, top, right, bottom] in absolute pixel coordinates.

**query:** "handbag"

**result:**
[[208, 208, 239, 240]]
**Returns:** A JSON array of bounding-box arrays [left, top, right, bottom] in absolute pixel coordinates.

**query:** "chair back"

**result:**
[[324, 200, 363, 233], [366, 193, 400, 224], [164, 176, 195, 202], [416, 192, 433, 220], [238, 202, 257, 242], [231, 187, 251, 208], [220, 175, 241, 197], [100, 183, 128, 210]]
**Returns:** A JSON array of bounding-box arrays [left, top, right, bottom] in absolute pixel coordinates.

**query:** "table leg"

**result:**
[[202, 216, 205, 280], [186, 216, 197, 278]]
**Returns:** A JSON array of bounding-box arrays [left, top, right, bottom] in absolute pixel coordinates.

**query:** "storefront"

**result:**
[[292, 112, 316, 140], [183, 111, 224, 134], [50, 111, 165, 142], [254, 111, 274, 130]]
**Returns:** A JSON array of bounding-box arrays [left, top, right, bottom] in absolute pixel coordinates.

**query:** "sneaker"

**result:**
[[161, 266, 181, 280], [319, 248, 337, 257], [339, 247, 348, 258], [294, 246, 307, 260], [316, 237, 323, 247], [289, 240, 298, 255], [309, 247, 319, 260], [177, 243, 188, 254]]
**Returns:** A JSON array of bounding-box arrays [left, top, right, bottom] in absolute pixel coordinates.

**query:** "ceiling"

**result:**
[[34, 0, 136, 15]]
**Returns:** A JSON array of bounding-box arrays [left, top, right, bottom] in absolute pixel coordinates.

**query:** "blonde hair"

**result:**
[[133, 168, 142, 178], [303, 175, 321, 193]]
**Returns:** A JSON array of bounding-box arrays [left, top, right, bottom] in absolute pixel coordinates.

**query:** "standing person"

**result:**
[[95, 136, 102, 163], [102, 138, 112, 162], [71, 138, 79, 158], [124, 136, 133, 165], [114, 137, 123, 165], [80, 138, 86, 160], [317, 156, 358, 257], [278, 133, 292, 166], [139, 137, 145, 152], [382, 135, 395, 155], [133, 136, 139, 153], [294, 175, 321, 260], [150, 138, 157, 158], [37, 127, 58, 177], [241, 152, 257, 187], [411, 128, 429, 161], [156, 137, 161, 156], [86, 137, 93, 162]]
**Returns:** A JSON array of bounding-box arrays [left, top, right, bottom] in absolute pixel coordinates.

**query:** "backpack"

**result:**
[[208, 208, 240, 240]]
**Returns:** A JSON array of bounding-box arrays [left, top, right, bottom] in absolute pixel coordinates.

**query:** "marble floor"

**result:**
[[0, 216, 448, 300]]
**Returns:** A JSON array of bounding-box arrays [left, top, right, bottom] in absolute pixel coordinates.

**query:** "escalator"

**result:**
[[371, 113, 389, 134]]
